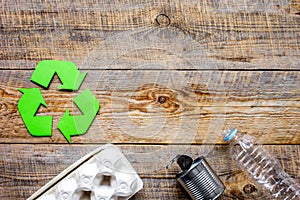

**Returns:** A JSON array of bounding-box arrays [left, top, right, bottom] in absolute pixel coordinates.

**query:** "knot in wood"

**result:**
[[155, 14, 170, 27]]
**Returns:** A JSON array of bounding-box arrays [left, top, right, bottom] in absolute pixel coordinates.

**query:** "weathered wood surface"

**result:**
[[0, 144, 299, 200], [0, 70, 299, 144], [1, 0, 300, 69], [1, 0, 300, 199]]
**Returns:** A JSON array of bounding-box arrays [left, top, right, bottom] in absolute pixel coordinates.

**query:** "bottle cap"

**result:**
[[223, 127, 238, 141]]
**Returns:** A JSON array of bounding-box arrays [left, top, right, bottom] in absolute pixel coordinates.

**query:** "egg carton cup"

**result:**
[[28, 144, 143, 200]]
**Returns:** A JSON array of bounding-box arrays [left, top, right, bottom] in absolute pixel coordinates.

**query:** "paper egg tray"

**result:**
[[28, 144, 143, 200]]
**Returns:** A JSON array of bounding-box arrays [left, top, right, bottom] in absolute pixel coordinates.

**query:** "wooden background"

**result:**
[[0, 0, 300, 199]]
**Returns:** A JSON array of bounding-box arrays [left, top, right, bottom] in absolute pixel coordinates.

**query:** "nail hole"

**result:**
[[243, 183, 257, 194], [158, 96, 167, 104], [155, 14, 170, 27]]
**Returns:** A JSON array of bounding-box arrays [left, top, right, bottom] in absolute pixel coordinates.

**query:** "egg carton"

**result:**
[[28, 144, 143, 200]]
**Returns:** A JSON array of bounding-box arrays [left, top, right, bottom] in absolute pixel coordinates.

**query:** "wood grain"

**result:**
[[1, 0, 300, 199], [0, 70, 299, 144], [0, 144, 299, 199], [1, 0, 300, 69]]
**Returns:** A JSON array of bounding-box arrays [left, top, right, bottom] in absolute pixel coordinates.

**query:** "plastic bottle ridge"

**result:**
[[223, 127, 300, 199]]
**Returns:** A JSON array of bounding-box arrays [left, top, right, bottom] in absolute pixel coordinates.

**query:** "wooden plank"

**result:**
[[0, 70, 299, 144], [0, 144, 299, 199], [1, 1, 299, 200], [0, 0, 300, 69]]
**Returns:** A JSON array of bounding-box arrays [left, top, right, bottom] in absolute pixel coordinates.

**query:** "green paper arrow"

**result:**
[[18, 88, 52, 136], [30, 60, 87, 91], [58, 88, 99, 143]]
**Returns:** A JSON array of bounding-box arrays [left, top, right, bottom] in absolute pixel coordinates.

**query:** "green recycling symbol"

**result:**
[[18, 60, 100, 143]]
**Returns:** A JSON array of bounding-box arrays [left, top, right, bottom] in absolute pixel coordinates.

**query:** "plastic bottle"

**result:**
[[222, 127, 300, 199]]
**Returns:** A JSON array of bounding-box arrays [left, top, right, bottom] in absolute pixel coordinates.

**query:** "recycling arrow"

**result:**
[[18, 88, 52, 136], [18, 60, 100, 143], [58, 89, 100, 143], [31, 60, 87, 91]]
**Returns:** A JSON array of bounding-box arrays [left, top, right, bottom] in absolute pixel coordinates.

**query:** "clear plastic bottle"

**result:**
[[223, 127, 300, 199]]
